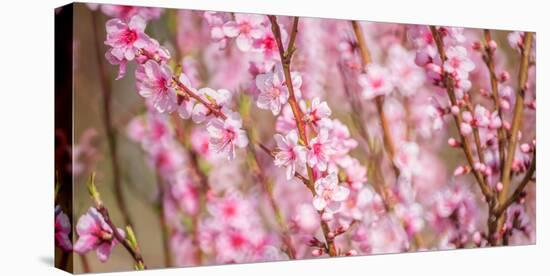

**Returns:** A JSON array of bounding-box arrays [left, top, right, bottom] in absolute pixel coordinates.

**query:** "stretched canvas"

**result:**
[[55, 2, 536, 273]]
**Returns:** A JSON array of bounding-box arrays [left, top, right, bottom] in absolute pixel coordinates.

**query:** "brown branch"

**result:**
[[349, 22, 424, 249], [429, 26, 494, 201], [87, 174, 146, 269], [482, 29, 506, 174], [268, 15, 337, 257], [498, 32, 534, 203], [351, 21, 400, 179]]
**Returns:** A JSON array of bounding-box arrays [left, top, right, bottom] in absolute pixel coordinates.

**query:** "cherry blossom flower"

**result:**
[[359, 64, 394, 100], [303, 98, 332, 130], [55, 206, 72, 251], [74, 208, 125, 262], [255, 65, 290, 115], [136, 60, 177, 113], [394, 142, 421, 180], [307, 128, 335, 171], [256, 65, 302, 115], [100, 5, 163, 21], [312, 173, 350, 213], [223, 14, 266, 51], [394, 203, 425, 237], [387, 44, 425, 97], [274, 130, 307, 179], [105, 16, 151, 79], [206, 112, 249, 160], [204, 11, 231, 48], [443, 46, 475, 78]]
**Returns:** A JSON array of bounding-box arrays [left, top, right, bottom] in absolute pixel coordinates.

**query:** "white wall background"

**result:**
[[0, 0, 546, 275]]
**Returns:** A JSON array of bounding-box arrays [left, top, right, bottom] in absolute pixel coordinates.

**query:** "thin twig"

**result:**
[[268, 15, 337, 257], [429, 26, 494, 201], [498, 32, 534, 203], [87, 174, 146, 269], [497, 150, 536, 216]]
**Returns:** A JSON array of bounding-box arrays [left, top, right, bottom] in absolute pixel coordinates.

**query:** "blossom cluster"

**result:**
[[67, 4, 536, 271]]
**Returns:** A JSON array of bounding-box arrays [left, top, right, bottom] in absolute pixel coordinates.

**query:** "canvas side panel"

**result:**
[[55, 3, 74, 274]]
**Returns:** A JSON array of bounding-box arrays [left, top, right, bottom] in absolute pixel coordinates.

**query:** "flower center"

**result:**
[[122, 29, 138, 44]]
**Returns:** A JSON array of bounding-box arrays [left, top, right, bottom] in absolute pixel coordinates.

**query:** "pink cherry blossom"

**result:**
[[206, 112, 249, 160], [74, 208, 125, 262], [387, 44, 425, 97], [105, 16, 151, 79], [307, 128, 335, 171], [312, 173, 350, 213], [136, 60, 177, 113], [394, 142, 421, 179], [394, 203, 425, 237], [100, 5, 163, 21], [443, 46, 475, 78], [303, 98, 332, 130], [55, 206, 72, 251], [359, 64, 394, 100], [222, 14, 266, 51], [274, 130, 307, 179], [255, 65, 290, 115]]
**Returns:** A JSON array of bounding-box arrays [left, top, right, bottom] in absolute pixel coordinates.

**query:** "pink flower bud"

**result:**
[[451, 105, 460, 115], [462, 111, 473, 123], [496, 182, 503, 192], [312, 249, 322, 256], [473, 231, 482, 245], [499, 71, 510, 82], [471, 41, 482, 51], [448, 137, 461, 147], [500, 99, 510, 110], [520, 143, 532, 153], [453, 165, 470, 176], [460, 123, 472, 136], [488, 40, 498, 51], [327, 232, 335, 239], [347, 249, 358, 256]]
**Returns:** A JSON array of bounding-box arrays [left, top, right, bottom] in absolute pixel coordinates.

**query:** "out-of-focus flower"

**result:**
[[507, 31, 525, 51], [274, 130, 307, 180], [312, 173, 350, 213], [223, 14, 266, 51], [101, 5, 163, 21], [359, 64, 394, 100], [387, 44, 425, 97], [74, 208, 125, 262], [206, 112, 249, 160], [55, 206, 72, 252], [394, 203, 424, 237], [394, 142, 421, 180]]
